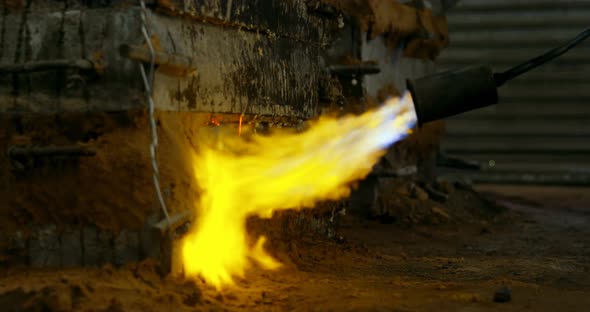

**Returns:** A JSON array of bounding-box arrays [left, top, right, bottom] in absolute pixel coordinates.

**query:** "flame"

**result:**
[[181, 93, 417, 289]]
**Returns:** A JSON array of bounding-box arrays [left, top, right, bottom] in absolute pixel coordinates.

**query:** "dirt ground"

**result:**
[[1, 184, 590, 311]]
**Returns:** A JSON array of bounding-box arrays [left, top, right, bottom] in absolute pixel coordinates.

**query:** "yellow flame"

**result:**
[[181, 93, 417, 289]]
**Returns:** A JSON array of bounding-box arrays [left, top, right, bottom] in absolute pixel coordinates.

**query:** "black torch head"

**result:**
[[407, 65, 499, 126]]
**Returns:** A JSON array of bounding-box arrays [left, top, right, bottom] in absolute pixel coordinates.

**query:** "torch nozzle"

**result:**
[[407, 26, 590, 126]]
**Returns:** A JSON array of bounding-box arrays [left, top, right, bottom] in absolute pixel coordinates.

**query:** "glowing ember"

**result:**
[[238, 114, 244, 136], [181, 93, 417, 289]]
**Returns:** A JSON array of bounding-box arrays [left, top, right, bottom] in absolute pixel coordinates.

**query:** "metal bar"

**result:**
[[7, 146, 96, 157], [152, 210, 193, 234], [119, 44, 197, 76], [0, 59, 94, 74]]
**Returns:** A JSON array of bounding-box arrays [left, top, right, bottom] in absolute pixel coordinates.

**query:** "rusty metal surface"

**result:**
[[0, 1, 329, 118], [0, 8, 143, 112], [148, 8, 323, 118], [155, 0, 327, 43]]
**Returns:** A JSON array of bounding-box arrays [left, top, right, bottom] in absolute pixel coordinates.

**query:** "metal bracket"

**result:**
[[152, 210, 193, 237], [119, 44, 198, 77]]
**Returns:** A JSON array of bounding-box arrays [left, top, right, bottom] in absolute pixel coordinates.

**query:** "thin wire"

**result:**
[[139, 0, 172, 232], [495, 27, 590, 87]]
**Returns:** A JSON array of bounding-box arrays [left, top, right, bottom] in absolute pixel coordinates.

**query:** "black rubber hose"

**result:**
[[494, 27, 590, 87]]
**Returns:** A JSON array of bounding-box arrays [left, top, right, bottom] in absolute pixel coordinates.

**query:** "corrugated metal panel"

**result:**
[[438, 0, 590, 185]]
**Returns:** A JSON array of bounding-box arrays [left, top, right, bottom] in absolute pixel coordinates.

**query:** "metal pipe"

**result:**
[[0, 59, 95, 74], [119, 44, 198, 76], [7, 145, 96, 157]]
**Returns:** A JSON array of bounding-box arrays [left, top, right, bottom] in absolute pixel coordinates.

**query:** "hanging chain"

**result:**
[[138, 0, 172, 232]]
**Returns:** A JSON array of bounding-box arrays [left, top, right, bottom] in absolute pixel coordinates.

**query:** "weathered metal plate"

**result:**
[[0, 3, 325, 118], [149, 10, 321, 118], [0, 8, 144, 112], [156, 0, 326, 43]]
